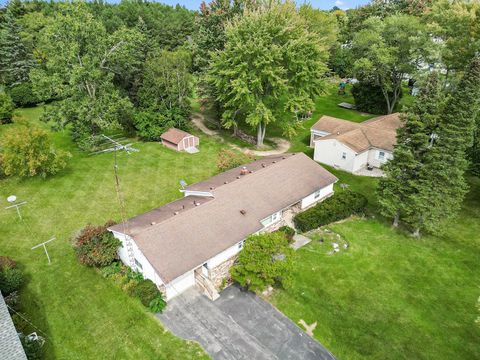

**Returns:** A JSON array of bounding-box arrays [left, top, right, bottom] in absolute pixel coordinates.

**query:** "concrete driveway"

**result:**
[[157, 285, 335, 360]]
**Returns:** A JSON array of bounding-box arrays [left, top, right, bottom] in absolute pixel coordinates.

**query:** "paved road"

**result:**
[[157, 285, 335, 360]]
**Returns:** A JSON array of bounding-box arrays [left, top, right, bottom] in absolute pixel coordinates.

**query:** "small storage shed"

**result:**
[[160, 128, 199, 153]]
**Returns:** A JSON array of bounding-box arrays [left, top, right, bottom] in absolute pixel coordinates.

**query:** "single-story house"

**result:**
[[0, 291, 27, 360], [160, 128, 199, 153], [310, 113, 402, 175], [108, 153, 338, 300]]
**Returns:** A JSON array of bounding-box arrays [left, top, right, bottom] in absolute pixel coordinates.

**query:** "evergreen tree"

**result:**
[[408, 55, 480, 235], [378, 72, 445, 228], [0, 3, 34, 86]]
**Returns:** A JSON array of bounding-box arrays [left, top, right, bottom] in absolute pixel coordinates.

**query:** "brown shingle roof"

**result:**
[[311, 113, 402, 152], [160, 128, 193, 145], [110, 153, 337, 283]]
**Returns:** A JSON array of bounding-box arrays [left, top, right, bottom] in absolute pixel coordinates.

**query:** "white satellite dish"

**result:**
[[7, 195, 16, 203]]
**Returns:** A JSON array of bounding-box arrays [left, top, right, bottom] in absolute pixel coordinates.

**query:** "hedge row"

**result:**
[[293, 190, 368, 232]]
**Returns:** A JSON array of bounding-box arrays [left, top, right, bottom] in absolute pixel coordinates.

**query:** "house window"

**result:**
[[378, 151, 385, 160], [341, 152, 347, 160], [261, 211, 282, 227], [134, 258, 143, 270], [314, 190, 321, 199], [238, 240, 245, 250]]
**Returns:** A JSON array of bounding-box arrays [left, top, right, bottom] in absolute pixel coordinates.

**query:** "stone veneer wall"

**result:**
[[209, 255, 237, 289]]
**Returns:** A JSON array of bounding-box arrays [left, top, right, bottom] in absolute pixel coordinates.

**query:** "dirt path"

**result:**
[[191, 112, 291, 156], [191, 113, 219, 137]]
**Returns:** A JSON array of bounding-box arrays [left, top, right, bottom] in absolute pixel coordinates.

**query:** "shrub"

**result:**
[[0, 256, 16, 270], [277, 226, 295, 243], [0, 267, 24, 295], [4, 291, 21, 312], [294, 190, 368, 232], [133, 110, 188, 141], [148, 296, 166, 313], [230, 232, 294, 292], [125, 279, 162, 307], [0, 92, 15, 124], [20, 334, 45, 360], [0, 125, 71, 178], [8, 83, 39, 107], [351, 82, 402, 115], [74, 221, 121, 267], [216, 149, 254, 172], [100, 261, 123, 278]]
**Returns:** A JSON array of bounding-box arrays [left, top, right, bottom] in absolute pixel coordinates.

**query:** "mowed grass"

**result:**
[[270, 176, 480, 360], [0, 107, 215, 359]]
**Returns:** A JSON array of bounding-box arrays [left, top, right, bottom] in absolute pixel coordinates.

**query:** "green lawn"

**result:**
[[270, 176, 480, 360], [1, 107, 214, 359]]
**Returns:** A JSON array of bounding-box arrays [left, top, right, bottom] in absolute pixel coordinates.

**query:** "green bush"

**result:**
[[351, 82, 402, 115], [8, 83, 39, 107], [148, 296, 166, 313], [125, 279, 164, 308], [74, 221, 121, 267], [0, 92, 15, 124], [230, 232, 294, 292], [277, 225, 295, 243], [0, 267, 24, 295], [100, 261, 123, 278], [0, 124, 71, 178], [294, 190, 368, 232], [133, 110, 188, 141]]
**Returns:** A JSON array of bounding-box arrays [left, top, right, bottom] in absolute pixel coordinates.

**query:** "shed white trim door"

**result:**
[[183, 137, 189, 149]]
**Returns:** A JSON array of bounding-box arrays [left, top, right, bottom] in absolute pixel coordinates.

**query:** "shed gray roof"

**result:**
[[0, 292, 27, 360], [110, 153, 337, 283]]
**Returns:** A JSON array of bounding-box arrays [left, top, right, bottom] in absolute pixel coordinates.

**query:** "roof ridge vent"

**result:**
[[240, 166, 249, 175]]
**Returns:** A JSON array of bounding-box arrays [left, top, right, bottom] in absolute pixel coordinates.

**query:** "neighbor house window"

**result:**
[[378, 151, 385, 160], [314, 190, 321, 199], [342, 152, 347, 160], [261, 211, 282, 227], [135, 259, 143, 270], [238, 240, 245, 250]]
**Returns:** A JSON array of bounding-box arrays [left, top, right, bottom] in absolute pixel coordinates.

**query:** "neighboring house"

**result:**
[[0, 292, 27, 360], [109, 153, 337, 301], [160, 128, 199, 153], [310, 113, 402, 175]]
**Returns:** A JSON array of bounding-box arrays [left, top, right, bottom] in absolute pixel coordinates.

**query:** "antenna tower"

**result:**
[[91, 134, 139, 270]]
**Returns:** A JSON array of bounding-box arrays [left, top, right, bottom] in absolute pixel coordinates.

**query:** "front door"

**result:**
[[201, 263, 209, 277], [183, 137, 189, 150]]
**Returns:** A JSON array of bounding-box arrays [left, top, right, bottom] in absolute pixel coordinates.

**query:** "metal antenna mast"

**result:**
[[91, 134, 139, 271]]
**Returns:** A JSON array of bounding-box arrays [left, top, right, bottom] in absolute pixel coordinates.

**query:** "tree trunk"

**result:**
[[257, 122, 264, 147], [412, 228, 421, 238], [233, 123, 238, 136], [392, 210, 400, 227]]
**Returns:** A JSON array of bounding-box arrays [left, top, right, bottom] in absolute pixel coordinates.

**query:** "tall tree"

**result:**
[[0, 1, 34, 86], [208, 1, 327, 146], [192, 0, 246, 73], [426, 0, 480, 85], [30, 3, 144, 149], [377, 72, 445, 228], [351, 14, 433, 114], [409, 55, 480, 235]]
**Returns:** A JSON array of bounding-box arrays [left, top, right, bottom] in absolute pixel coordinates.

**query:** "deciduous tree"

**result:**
[[351, 14, 433, 114], [0, 124, 71, 178], [208, 2, 327, 146]]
